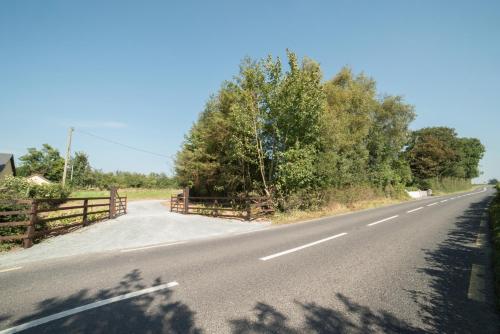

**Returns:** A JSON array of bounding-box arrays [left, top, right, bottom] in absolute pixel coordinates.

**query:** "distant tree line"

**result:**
[[16, 144, 176, 189], [175, 51, 485, 209]]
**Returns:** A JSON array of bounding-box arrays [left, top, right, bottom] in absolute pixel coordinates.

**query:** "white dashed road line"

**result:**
[[427, 202, 439, 207], [407, 207, 423, 213], [0, 267, 22, 274], [367, 215, 399, 227], [0, 281, 179, 334], [259, 233, 348, 261], [468, 264, 486, 302]]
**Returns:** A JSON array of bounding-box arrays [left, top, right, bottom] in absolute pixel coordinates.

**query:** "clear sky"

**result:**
[[1, 0, 498, 182]]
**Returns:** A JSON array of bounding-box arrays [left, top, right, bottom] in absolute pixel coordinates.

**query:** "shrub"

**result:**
[[0, 176, 69, 201], [0, 177, 70, 250], [425, 177, 472, 194]]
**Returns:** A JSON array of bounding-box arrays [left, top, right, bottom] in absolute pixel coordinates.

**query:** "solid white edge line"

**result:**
[[367, 215, 399, 227], [0, 267, 22, 273], [120, 241, 186, 253], [427, 202, 439, 207], [467, 264, 486, 302], [407, 207, 424, 213], [0, 281, 179, 334], [259, 233, 347, 261]]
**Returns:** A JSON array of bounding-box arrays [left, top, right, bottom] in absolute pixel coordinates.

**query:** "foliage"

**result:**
[[0, 176, 70, 250], [320, 69, 415, 190], [71, 188, 180, 201], [0, 176, 70, 201], [15, 145, 177, 189], [489, 178, 499, 185], [69, 152, 94, 188], [425, 177, 472, 194], [175, 51, 417, 210], [90, 170, 177, 189], [405, 127, 485, 188], [16, 144, 65, 182]]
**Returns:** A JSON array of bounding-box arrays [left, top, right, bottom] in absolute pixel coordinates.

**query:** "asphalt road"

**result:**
[[0, 187, 498, 333]]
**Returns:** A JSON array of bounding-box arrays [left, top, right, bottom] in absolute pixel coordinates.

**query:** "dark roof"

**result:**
[[0, 153, 16, 176]]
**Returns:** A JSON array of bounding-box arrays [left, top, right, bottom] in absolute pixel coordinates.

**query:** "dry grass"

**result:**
[[271, 197, 404, 225]]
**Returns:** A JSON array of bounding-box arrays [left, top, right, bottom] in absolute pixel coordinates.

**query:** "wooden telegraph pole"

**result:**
[[62, 127, 74, 187]]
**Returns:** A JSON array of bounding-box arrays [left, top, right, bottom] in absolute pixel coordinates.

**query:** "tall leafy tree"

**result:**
[[456, 138, 485, 179], [176, 51, 326, 198], [70, 152, 94, 187], [175, 51, 484, 209], [17, 144, 65, 182], [405, 127, 484, 184]]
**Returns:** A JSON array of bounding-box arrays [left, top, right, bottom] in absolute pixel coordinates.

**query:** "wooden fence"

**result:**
[[170, 187, 273, 220], [0, 189, 127, 248]]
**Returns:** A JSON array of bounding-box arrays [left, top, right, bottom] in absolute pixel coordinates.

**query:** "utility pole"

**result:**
[[62, 127, 74, 187]]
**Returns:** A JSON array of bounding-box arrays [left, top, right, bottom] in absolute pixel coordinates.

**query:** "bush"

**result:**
[[424, 177, 472, 194], [0, 177, 70, 250], [275, 184, 408, 212], [0, 176, 70, 201]]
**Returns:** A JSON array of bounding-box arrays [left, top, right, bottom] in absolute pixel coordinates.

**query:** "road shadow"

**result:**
[[6, 269, 202, 334], [406, 195, 499, 333], [230, 293, 421, 333]]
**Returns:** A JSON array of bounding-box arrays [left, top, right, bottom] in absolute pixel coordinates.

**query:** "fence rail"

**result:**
[[170, 187, 273, 220], [0, 188, 127, 248]]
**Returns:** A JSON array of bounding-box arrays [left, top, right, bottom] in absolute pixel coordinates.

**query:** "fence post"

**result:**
[[82, 199, 89, 226], [183, 187, 189, 214], [109, 187, 117, 219], [124, 196, 127, 214], [24, 200, 37, 248]]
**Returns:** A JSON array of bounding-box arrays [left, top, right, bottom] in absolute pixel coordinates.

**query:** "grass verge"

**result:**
[[488, 184, 500, 308], [272, 184, 482, 225], [272, 197, 404, 224]]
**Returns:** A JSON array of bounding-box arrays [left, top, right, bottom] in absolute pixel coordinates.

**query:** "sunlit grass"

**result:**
[[71, 188, 181, 201], [272, 197, 404, 225]]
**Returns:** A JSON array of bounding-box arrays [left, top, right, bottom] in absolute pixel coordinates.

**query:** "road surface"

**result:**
[[0, 188, 498, 333]]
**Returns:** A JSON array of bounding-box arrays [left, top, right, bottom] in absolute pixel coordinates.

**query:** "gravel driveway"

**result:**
[[0, 200, 269, 268]]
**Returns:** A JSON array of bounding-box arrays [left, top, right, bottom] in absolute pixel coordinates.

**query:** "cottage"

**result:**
[[26, 174, 51, 185], [0, 153, 16, 179]]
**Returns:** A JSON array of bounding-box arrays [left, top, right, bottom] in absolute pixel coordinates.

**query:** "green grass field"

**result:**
[[71, 188, 181, 201]]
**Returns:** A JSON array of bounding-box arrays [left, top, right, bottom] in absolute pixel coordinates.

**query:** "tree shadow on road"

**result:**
[[406, 196, 499, 333], [230, 293, 421, 333], [7, 269, 202, 334]]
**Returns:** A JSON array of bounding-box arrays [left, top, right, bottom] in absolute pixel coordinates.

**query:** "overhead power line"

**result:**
[[75, 129, 173, 163]]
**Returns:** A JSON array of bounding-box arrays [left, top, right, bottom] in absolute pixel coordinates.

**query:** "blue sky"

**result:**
[[1, 0, 498, 182]]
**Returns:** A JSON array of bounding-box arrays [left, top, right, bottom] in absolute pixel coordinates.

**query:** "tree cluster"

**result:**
[[175, 51, 484, 209], [405, 127, 485, 187], [16, 145, 176, 189]]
